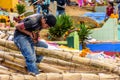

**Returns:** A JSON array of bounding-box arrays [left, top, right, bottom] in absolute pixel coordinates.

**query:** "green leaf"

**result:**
[[16, 3, 26, 15], [49, 14, 73, 40]]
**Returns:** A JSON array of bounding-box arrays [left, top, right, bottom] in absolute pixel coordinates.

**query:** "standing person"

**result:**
[[78, 0, 83, 7], [51, 0, 54, 2], [13, 14, 56, 75], [41, 0, 51, 14], [30, 0, 37, 13], [118, 2, 120, 20], [36, 0, 42, 14], [105, 1, 115, 20], [56, 0, 66, 16]]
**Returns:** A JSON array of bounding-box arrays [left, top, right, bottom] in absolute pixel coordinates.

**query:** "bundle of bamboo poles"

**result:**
[[0, 73, 119, 80], [0, 30, 119, 80]]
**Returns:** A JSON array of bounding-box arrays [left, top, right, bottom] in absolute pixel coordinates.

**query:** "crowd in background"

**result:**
[[29, 0, 70, 16], [21, 0, 120, 21]]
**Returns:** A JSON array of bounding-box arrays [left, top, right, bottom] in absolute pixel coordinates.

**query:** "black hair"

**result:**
[[108, 1, 114, 7], [44, 14, 57, 27]]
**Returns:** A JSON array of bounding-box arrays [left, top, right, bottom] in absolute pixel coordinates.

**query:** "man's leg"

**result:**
[[35, 40, 48, 63], [14, 36, 39, 74]]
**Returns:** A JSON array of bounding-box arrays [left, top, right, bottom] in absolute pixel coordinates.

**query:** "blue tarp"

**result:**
[[84, 12, 106, 23], [80, 42, 120, 52]]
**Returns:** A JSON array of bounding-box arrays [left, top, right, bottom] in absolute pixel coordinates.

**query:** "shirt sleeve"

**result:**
[[23, 18, 33, 29]]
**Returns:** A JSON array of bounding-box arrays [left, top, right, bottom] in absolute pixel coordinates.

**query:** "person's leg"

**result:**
[[14, 35, 39, 74], [35, 40, 48, 63], [56, 10, 59, 16], [46, 4, 50, 14], [118, 13, 120, 21], [37, 4, 42, 14], [59, 10, 65, 15]]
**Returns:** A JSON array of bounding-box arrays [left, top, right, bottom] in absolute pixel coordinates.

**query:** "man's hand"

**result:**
[[30, 32, 39, 43]]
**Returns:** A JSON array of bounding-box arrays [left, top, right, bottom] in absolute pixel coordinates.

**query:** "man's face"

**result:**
[[41, 17, 50, 29]]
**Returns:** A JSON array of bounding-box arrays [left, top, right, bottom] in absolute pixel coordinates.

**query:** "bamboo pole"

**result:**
[[43, 57, 81, 67], [0, 65, 9, 70], [0, 51, 25, 66], [0, 50, 22, 58], [1, 60, 27, 74], [0, 73, 119, 80], [2, 34, 9, 40], [0, 39, 18, 51], [0, 58, 3, 62], [38, 63, 65, 73], [47, 63, 70, 71], [0, 75, 10, 80], [0, 45, 20, 53], [0, 33, 6, 39], [0, 65, 17, 73], [0, 28, 15, 31], [0, 69, 12, 74]]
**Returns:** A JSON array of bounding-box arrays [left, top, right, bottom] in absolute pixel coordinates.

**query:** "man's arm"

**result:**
[[15, 22, 33, 38]]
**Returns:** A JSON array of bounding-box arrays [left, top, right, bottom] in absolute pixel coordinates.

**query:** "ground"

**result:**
[[66, 6, 90, 16]]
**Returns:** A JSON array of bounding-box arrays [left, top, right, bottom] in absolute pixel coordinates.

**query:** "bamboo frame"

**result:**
[[0, 45, 20, 53], [0, 73, 119, 80], [0, 39, 120, 76], [0, 28, 15, 31], [1, 60, 27, 74], [38, 63, 64, 73]]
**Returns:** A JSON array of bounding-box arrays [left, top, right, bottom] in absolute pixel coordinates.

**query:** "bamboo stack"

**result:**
[[0, 30, 119, 80], [0, 73, 119, 80]]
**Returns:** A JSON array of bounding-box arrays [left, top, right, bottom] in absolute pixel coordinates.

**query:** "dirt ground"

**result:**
[[65, 6, 90, 16]]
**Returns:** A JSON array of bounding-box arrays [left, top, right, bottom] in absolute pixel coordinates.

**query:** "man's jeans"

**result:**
[[14, 35, 48, 74]]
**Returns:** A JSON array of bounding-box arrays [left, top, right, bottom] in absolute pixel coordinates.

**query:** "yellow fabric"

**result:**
[[110, 14, 119, 18], [0, 0, 18, 11], [59, 45, 77, 50]]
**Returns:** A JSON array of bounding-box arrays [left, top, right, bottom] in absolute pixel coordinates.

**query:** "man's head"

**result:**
[[41, 14, 56, 29]]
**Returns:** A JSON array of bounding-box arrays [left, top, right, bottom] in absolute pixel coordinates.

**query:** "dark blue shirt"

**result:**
[[56, 0, 66, 10]]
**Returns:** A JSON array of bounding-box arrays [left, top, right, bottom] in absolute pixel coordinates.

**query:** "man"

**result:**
[[118, 2, 120, 20], [56, 0, 66, 16], [13, 14, 56, 75]]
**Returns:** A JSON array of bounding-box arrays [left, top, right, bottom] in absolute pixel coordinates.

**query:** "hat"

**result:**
[[45, 14, 57, 27]]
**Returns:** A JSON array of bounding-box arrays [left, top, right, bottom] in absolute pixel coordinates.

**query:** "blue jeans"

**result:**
[[36, 4, 41, 14], [56, 10, 65, 16], [13, 34, 48, 74]]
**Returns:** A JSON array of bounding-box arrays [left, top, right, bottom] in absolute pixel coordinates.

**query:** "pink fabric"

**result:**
[[104, 52, 119, 56], [78, 0, 83, 7], [93, 51, 119, 56]]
